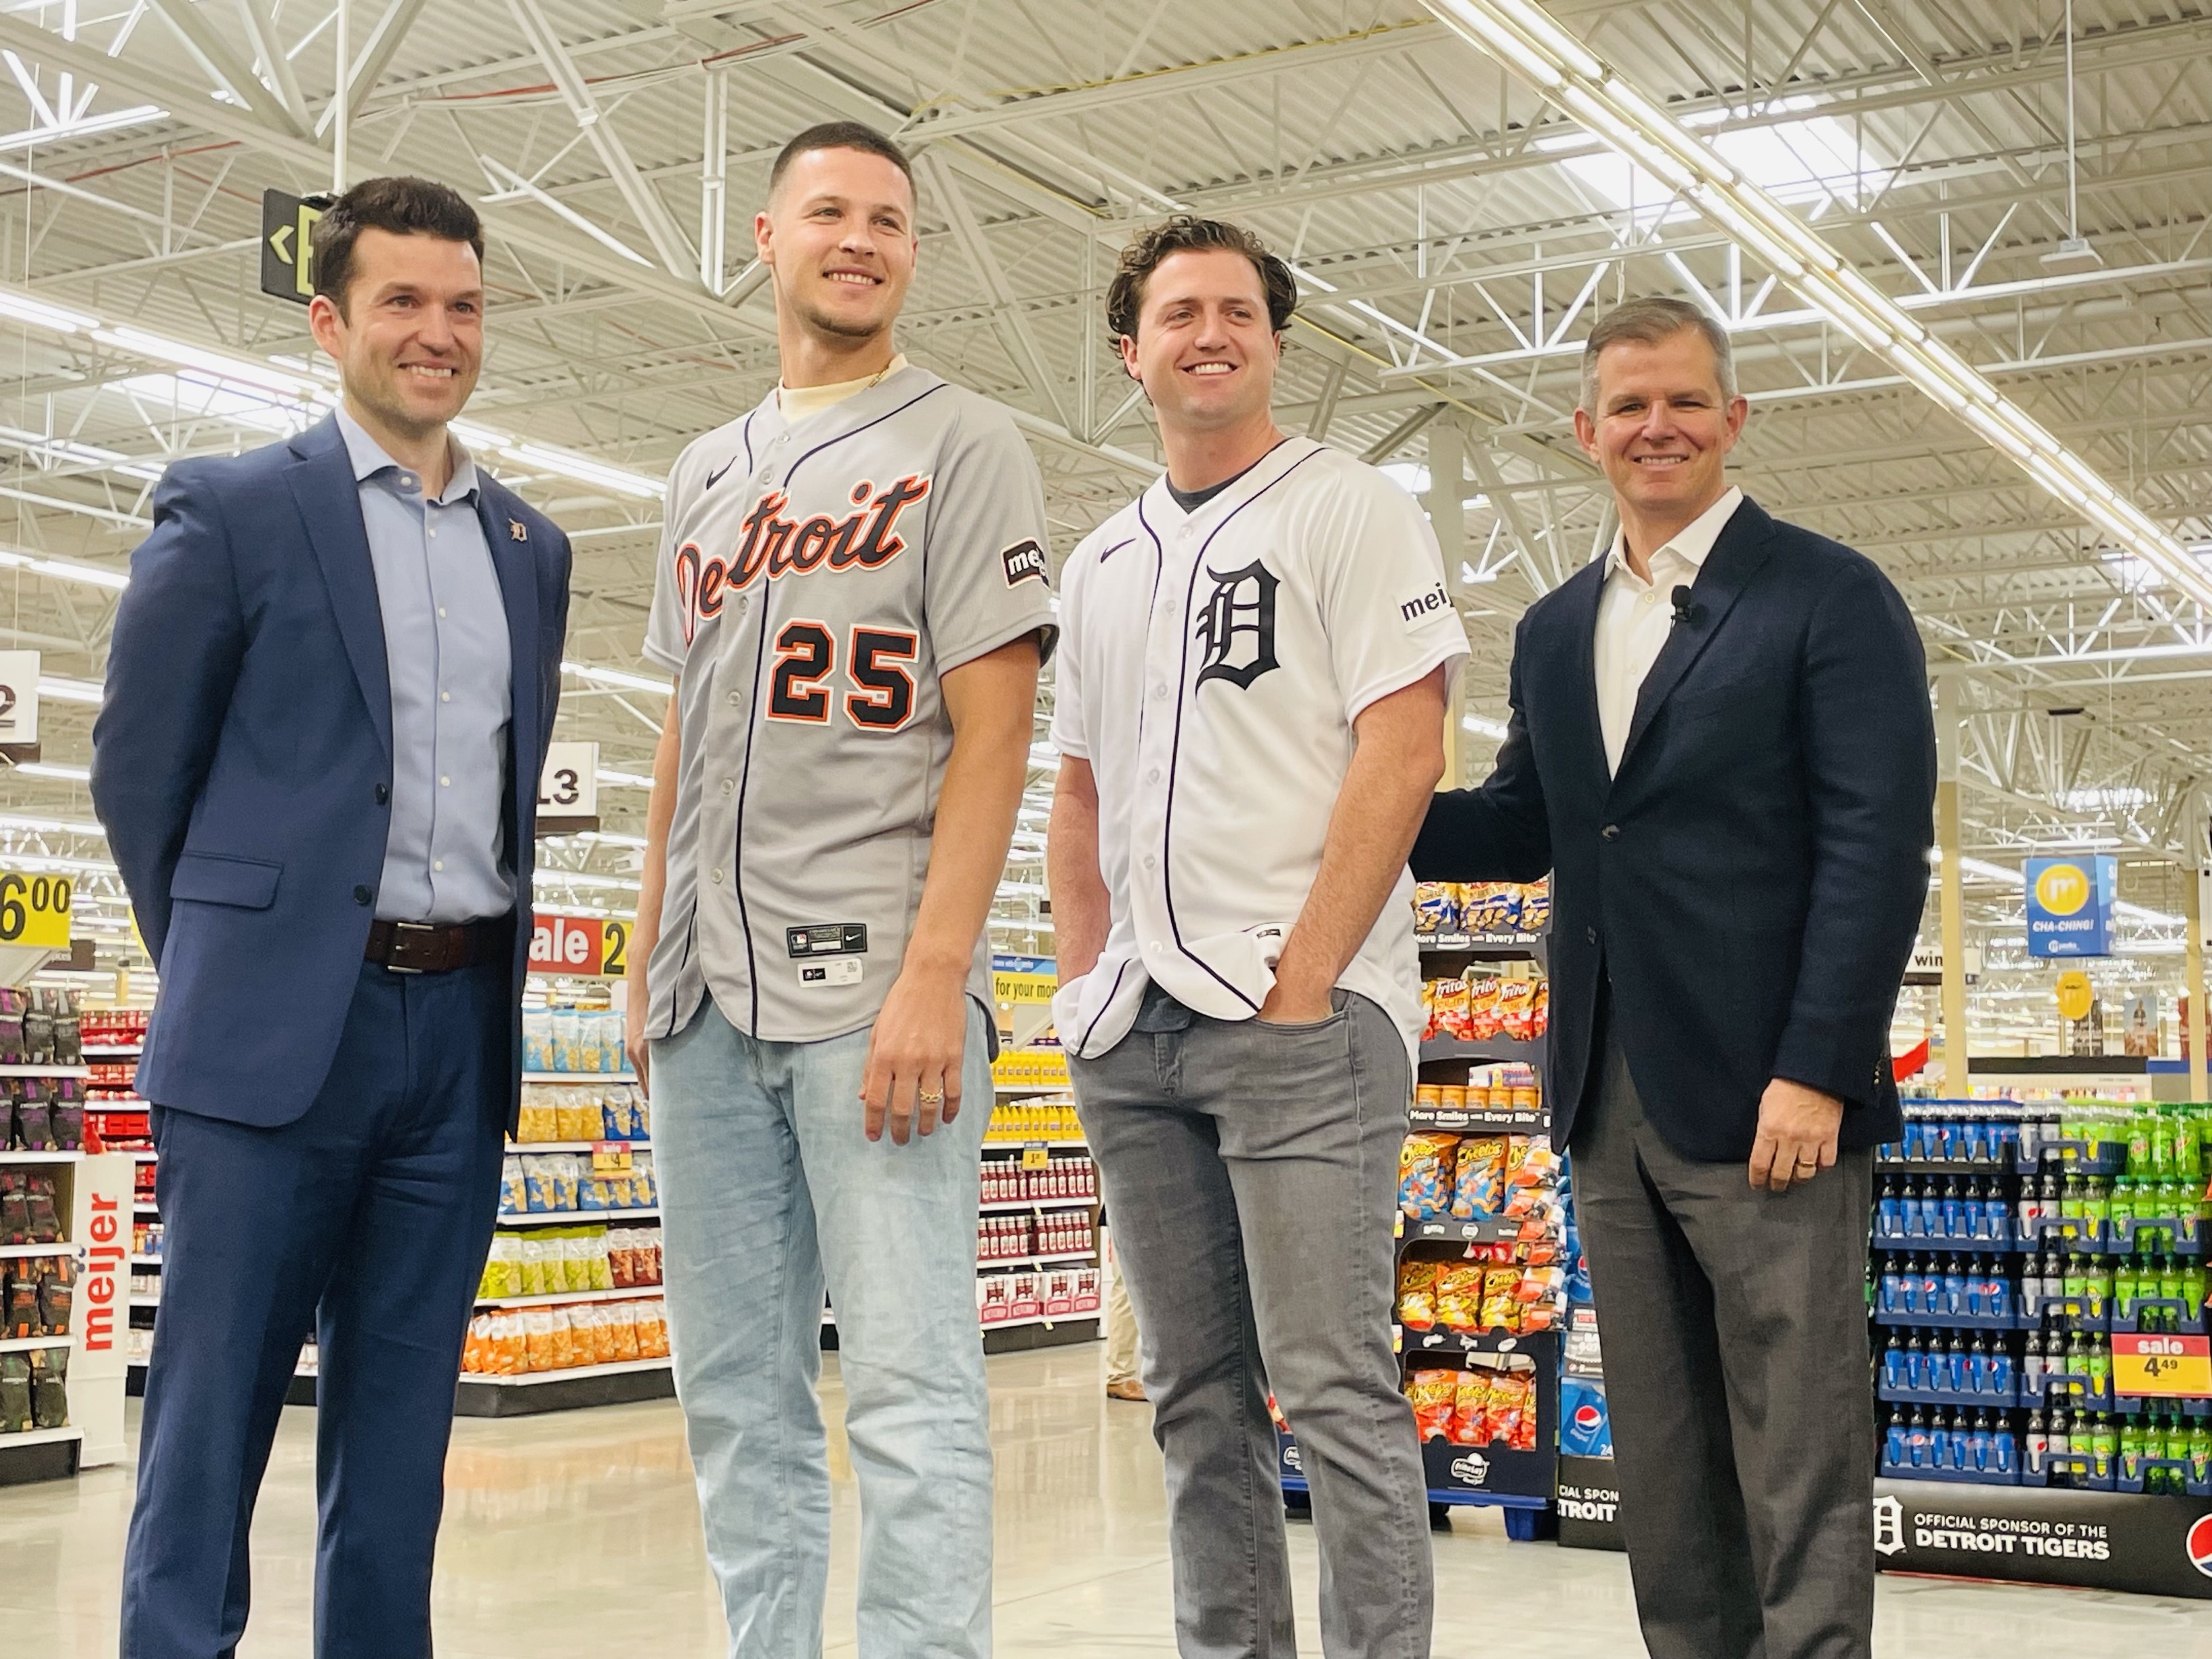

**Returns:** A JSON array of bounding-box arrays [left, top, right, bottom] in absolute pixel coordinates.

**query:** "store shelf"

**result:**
[[1397, 1214, 1546, 1247], [127, 1151, 157, 1164], [81, 1045, 141, 1058], [0, 1065, 89, 1078], [0, 1426, 81, 1450], [1419, 1036, 1545, 1066], [461, 1357, 669, 1387], [134, 1202, 159, 1216], [982, 1139, 1087, 1151], [0, 1150, 80, 1164], [993, 1083, 1070, 1096], [1407, 1105, 1545, 1134], [0, 1242, 70, 1260], [520, 1071, 638, 1085], [453, 1357, 677, 1418], [506, 1139, 652, 1153], [980, 1309, 1102, 1333], [976, 1248, 1097, 1268], [978, 1197, 1096, 1213], [1415, 932, 1546, 952], [1872, 1308, 2033, 1330], [1878, 1382, 2022, 1410], [474, 1286, 664, 1309], [496, 1208, 659, 1227], [0, 1336, 70, 1354], [129, 1255, 162, 1267], [1394, 1326, 1555, 1358]]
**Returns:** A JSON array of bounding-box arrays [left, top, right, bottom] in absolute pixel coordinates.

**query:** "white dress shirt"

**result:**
[[1048, 438, 1471, 1066], [1592, 485, 1743, 775]]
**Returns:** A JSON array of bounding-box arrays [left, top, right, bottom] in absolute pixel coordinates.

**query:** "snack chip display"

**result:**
[[1435, 1264, 1487, 1334], [1430, 979, 1473, 1042], [1486, 1367, 1538, 1450], [1408, 1369, 1459, 1439], [1479, 1266, 1522, 1333], [1495, 977, 1538, 1042], [1413, 882, 1459, 935], [1464, 977, 1504, 1041]]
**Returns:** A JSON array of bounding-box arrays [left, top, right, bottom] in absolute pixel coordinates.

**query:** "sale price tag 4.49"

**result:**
[[0, 872, 71, 948], [2114, 1332, 2212, 1398]]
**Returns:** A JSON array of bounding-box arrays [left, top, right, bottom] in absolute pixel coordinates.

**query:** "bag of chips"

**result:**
[[1397, 1259, 1440, 1331], [1517, 883, 1552, 932], [521, 1309, 558, 1372], [1435, 1264, 1487, 1334], [1460, 885, 1515, 935], [1407, 1368, 1459, 1439], [500, 1158, 527, 1216], [38, 1259, 73, 1335], [634, 1302, 671, 1359], [1413, 882, 1458, 936], [1399, 1134, 1458, 1218], [1465, 977, 1504, 1041], [0, 1352, 30, 1431], [605, 1303, 641, 1362], [1529, 981, 1550, 1039], [1496, 977, 1538, 1042], [1480, 1267, 1522, 1333], [462, 1313, 494, 1374], [1451, 1367, 1493, 1446], [1451, 1138, 1507, 1220], [1429, 979, 1472, 1042], [1488, 1367, 1537, 1450]]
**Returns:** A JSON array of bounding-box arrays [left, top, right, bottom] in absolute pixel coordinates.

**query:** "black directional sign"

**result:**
[[260, 188, 330, 305]]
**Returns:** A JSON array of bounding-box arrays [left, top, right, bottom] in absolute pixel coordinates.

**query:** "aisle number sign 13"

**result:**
[[0, 871, 71, 948]]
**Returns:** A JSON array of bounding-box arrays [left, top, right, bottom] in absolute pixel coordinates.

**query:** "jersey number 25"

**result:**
[[767, 621, 918, 731]]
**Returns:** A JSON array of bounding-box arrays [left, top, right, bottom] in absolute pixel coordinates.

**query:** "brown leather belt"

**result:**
[[365, 914, 514, 975]]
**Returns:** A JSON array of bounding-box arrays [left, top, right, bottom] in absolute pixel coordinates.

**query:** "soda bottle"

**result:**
[[1965, 1334, 1990, 1396], [2026, 1408, 2051, 1478], [2087, 1335, 2112, 1404], [2183, 1259, 2207, 1326], [2121, 1418, 2146, 1486], [2049, 1408, 2074, 1486], [1946, 1410, 1973, 1473], [2060, 1174, 2085, 1227], [2177, 1112, 2203, 1189], [1923, 1334, 1949, 1393], [2017, 1172, 2043, 1237], [1964, 1256, 1989, 1319], [1965, 1118, 1990, 1164], [1923, 1181, 1947, 1239], [2063, 1254, 2090, 1317], [2154, 1109, 2177, 1180], [1990, 1413, 2018, 1477], [1942, 1258, 1969, 1317], [2088, 1175, 2114, 1233], [2188, 1418, 2211, 1488], [1883, 1407, 1908, 1469], [1987, 1336, 2015, 1403], [1902, 1330, 1928, 1391], [1877, 1176, 1902, 1240], [1907, 1406, 1933, 1469], [2112, 1176, 2139, 1247], [2090, 1413, 2118, 1483], [1966, 1412, 1992, 1473], [1940, 1177, 1964, 1241], [2064, 1332, 2089, 1398], [1883, 1331, 1909, 1391], [2022, 1330, 2047, 1395], [2167, 1415, 2193, 1493], [2131, 1106, 2156, 1177], [2085, 1256, 2112, 1325], [2160, 1256, 2188, 1327]]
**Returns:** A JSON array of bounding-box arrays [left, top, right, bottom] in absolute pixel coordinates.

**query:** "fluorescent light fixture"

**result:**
[[1462, 714, 1511, 740], [503, 443, 663, 501], [0, 104, 165, 155], [0, 811, 104, 836], [0, 291, 96, 333], [36, 676, 100, 704], [595, 769, 655, 790], [1420, 0, 2212, 610], [531, 869, 641, 893], [93, 327, 321, 400], [0, 547, 128, 590], [2059, 786, 2150, 812], [13, 762, 87, 781], [562, 661, 673, 695]]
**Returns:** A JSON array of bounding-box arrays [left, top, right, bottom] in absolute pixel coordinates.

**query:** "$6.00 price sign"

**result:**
[[0, 871, 71, 948]]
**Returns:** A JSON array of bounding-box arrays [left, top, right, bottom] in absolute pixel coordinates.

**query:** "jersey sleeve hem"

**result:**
[[1343, 638, 1471, 726], [640, 638, 686, 676], [935, 613, 1059, 678]]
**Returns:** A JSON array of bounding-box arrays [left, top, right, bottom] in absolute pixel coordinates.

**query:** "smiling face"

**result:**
[[756, 145, 917, 348], [1573, 326, 1747, 532], [307, 227, 483, 443], [1118, 247, 1282, 435]]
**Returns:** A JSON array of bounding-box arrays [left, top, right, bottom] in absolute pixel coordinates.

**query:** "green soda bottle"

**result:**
[[2169, 1416, 2194, 1489], [2122, 1418, 2147, 1484], [2160, 1255, 2188, 1320], [2184, 1259, 2208, 1325], [2115, 1260, 2142, 1324], [2087, 1335, 2112, 1402], [2154, 1108, 2178, 1179], [2087, 1258, 2113, 1325], [2190, 1419, 2212, 1488], [2064, 1255, 2091, 1314], [2132, 1107, 2158, 1176], [2177, 1112, 2204, 1188], [2089, 1414, 2117, 1482]]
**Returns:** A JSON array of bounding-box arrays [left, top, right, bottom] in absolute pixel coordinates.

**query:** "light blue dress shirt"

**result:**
[[335, 407, 514, 925]]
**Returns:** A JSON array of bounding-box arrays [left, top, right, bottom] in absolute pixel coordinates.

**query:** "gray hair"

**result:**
[[1577, 296, 1737, 413]]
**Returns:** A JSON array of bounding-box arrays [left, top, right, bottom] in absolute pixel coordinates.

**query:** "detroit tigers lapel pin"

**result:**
[[509, 518, 528, 542]]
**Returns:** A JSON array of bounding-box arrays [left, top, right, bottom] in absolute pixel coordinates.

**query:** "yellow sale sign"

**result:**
[[0, 870, 70, 948], [2114, 1332, 2212, 1398]]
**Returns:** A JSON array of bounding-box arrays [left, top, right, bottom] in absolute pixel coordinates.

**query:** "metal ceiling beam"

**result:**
[[144, 0, 309, 140], [316, 0, 436, 140], [920, 153, 1071, 430]]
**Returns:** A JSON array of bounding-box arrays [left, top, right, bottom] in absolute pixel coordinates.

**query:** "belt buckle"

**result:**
[[388, 919, 436, 975]]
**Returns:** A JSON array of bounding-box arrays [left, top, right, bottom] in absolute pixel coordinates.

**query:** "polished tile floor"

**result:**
[[6, 1343, 2212, 1655]]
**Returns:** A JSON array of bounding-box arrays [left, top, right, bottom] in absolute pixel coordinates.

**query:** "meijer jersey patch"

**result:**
[[1002, 538, 1049, 588]]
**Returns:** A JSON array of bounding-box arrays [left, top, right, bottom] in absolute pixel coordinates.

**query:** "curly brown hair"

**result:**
[[1105, 216, 1298, 342]]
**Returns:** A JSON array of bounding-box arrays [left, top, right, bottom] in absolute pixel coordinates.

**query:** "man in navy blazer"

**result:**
[[93, 177, 570, 1659], [1415, 298, 1933, 1659]]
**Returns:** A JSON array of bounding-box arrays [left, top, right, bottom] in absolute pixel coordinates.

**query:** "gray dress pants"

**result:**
[[1070, 984, 1433, 1659], [1573, 1028, 1877, 1659]]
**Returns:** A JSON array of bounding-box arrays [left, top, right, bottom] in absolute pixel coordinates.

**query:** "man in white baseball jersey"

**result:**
[[1048, 216, 1469, 1658], [628, 123, 1052, 1658]]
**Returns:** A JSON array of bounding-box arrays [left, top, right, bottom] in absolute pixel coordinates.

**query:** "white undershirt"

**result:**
[[777, 352, 909, 423], [1592, 485, 1743, 775]]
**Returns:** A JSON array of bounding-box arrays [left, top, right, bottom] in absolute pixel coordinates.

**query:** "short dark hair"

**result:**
[[1579, 295, 1736, 411], [769, 121, 915, 204], [1106, 216, 1297, 342], [312, 176, 483, 314]]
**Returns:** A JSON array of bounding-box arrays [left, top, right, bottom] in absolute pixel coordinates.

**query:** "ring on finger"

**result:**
[[919, 1087, 945, 1107]]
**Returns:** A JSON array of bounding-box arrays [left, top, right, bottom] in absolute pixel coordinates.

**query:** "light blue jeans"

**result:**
[[654, 994, 996, 1659]]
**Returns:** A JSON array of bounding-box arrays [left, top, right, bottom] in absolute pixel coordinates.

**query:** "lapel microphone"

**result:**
[[1671, 584, 1698, 627]]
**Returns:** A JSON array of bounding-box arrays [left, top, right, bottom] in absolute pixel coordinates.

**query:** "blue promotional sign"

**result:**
[[2024, 855, 2117, 958]]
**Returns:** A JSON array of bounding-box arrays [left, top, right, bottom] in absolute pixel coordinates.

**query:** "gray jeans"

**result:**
[[1069, 985, 1432, 1659], [1573, 1029, 1876, 1659]]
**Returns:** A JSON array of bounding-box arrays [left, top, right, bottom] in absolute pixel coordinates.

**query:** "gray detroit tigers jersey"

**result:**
[[641, 365, 1056, 1043]]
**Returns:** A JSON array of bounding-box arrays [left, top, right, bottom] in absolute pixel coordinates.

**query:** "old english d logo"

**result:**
[[1194, 560, 1279, 691], [509, 519, 528, 542]]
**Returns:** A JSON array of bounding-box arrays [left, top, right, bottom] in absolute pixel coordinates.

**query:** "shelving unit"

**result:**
[[0, 1145, 129, 1483]]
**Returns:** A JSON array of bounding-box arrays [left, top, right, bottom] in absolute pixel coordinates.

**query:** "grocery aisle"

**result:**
[[1, 1345, 2205, 1654]]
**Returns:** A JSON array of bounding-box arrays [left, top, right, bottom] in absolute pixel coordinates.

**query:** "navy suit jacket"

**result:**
[[1412, 496, 1935, 1162], [93, 414, 571, 1130]]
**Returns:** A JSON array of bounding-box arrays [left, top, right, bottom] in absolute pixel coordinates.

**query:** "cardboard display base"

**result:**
[[1557, 1458, 2212, 1599]]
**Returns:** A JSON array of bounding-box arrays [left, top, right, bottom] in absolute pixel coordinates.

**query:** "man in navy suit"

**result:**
[[1416, 297, 1933, 1659], [94, 176, 571, 1659]]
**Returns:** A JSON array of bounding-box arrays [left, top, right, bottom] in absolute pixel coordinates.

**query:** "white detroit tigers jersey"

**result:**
[[1048, 437, 1470, 1065], [642, 365, 1056, 1043]]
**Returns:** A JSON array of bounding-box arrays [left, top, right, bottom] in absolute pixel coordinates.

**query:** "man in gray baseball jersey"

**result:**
[[628, 123, 1053, 1658]]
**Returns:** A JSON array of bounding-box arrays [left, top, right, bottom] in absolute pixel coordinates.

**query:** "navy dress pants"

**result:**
[[121, 957, 509, 1659]]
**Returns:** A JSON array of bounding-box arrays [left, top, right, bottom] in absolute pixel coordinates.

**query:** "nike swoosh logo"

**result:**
[[705, 455, 739, 491]]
